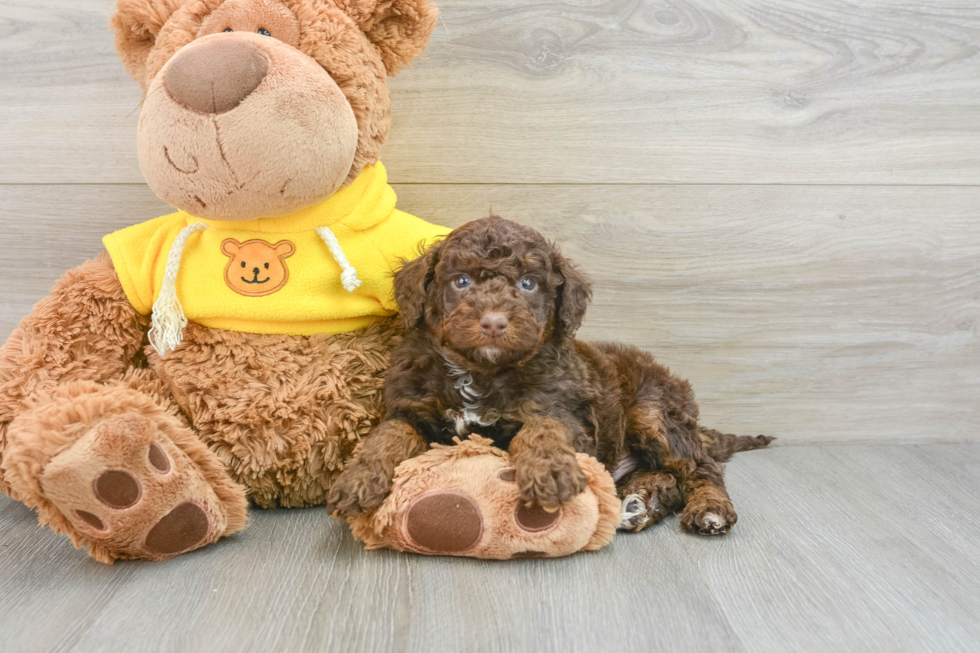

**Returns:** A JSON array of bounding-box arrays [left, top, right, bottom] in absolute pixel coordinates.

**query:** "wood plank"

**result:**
[[701, 443, 980, 653], [0, 183, 977, 444], [2, 0, 979, 185], [2, 443, 980, 652]]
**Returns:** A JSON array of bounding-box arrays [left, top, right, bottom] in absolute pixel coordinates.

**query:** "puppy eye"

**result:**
[[454, 275, 471, 289], [224, 28, 233, 33], [258, 28, 271, 36], [519, 277, 537, 291]]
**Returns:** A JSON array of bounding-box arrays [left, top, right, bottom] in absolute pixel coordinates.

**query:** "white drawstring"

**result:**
[[316, 226, 361, 293], [149, 222, 209, 357], [148, 223, 360, 357]]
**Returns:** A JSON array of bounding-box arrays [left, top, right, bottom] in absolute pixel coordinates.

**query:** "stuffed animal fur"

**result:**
[[0, 0, 449, 563], [347, 437, 621, 559]]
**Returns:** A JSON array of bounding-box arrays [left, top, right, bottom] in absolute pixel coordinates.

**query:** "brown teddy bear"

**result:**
[[0, 0, 450, 563]]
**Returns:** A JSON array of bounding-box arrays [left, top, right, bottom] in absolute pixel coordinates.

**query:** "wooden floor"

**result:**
[[1, 443, 979, 652], [2, 0, 980, 651]]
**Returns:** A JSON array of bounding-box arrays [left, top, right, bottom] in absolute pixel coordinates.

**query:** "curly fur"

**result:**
[[0, 254, 148, 496], [329, 216, 773, 535], [149, 318, 398, 508]]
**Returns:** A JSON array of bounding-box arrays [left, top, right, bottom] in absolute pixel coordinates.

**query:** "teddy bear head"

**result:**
[[112, 0, 437, 221]]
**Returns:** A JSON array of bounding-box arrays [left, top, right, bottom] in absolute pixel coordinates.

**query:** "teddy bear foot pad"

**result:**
[[346, 436, 622, 559], [40, 413, 229, 560]]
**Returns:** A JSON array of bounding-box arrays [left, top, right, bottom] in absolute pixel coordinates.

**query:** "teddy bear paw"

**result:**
[[39, 412, 232, 560], [389, 463, 593, 559]]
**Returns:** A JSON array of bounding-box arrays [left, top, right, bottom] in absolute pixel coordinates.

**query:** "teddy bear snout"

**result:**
[[165, 39, 270, 115]]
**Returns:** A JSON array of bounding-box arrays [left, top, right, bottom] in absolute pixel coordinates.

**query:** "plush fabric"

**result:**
[[147, 318, 401, 508], [112, 0, 439, 209], [199, 0, 302, 48], [4, 373, 249, 563], [104, 162, 449, 335], [0, 0, 443, 562], [136, 29, 362, 220], [347, 436, 621, 559]]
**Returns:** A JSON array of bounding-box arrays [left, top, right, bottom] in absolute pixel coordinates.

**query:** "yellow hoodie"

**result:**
[[103, 162, 449, 345]]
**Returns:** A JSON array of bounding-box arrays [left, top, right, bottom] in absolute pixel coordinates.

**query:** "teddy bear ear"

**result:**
[[346, 0, 439, 76], [110, 0, 189, 85]]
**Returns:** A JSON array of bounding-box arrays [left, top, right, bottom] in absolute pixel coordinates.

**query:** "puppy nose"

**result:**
[[165, 39, 270, 114], [480, 313, 509, 338]]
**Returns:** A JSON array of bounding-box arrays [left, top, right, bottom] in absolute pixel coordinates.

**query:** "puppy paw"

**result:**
[[617, 493, 652, 532], [515, 449, 587, 512], [680, 500, 738, 536], [617, 471, 683, 532], [327, 461, 394, 518]]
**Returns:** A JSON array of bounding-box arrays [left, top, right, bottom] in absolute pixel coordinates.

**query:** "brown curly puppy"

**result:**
[[327, 216, 773, 535]]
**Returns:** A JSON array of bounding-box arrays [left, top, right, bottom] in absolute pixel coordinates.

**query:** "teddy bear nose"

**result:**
[[480, 313, 509, 338], [165, 39, 270, 115]]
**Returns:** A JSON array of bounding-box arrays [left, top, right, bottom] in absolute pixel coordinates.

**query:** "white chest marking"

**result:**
[[443, 357, 498, 435]]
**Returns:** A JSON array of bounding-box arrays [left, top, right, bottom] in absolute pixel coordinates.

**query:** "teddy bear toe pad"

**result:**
[[405, 491, 484, 553], [398, 477, 576, 558], [39, 413, 224, 560], [348, 438, 620, 559]]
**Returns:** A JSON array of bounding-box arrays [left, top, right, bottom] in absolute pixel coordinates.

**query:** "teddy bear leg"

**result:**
[[2, 381, 248, 563], [617, 470, 685, 533]]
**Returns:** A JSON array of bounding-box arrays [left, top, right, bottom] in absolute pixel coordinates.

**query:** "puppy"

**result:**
[[327, 216, 772, 534]]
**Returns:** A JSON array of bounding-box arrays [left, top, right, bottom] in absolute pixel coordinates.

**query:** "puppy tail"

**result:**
[[701, 428, 774, 462]]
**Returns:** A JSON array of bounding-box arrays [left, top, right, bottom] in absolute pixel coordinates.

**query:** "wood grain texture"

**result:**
[[2, 2, 978, 651], [1, 0, 979, 184], [1, 443, 979, 653], [2, 183, 977, 444]]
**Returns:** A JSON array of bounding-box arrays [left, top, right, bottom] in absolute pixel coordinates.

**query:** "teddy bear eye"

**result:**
[[241, 261, 246, 268], [224, 28, 233, 33], [265, 262, 270, 269], [258, 28, 271, 37]]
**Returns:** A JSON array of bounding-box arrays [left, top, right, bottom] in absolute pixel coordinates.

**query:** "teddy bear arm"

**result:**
[[0, 254, 148, 490]]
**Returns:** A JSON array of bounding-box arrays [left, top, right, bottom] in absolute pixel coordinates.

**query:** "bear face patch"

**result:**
[[221, 238, 295, 297]]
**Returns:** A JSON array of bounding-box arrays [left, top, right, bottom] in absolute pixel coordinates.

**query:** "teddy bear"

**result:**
[[0, 0, 451, 563]]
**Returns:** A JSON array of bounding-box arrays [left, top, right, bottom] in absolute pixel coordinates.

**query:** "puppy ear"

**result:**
[[111, 0, 188, 86], [394, 239, 444, 329], [345, 0, 439, 76], [552, 250, 593, 340]]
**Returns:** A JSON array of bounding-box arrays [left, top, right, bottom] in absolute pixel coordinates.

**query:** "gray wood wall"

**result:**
[[2, 0, 978, 444]]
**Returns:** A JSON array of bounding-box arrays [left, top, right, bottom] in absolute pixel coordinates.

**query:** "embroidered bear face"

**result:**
[[221, 238, 295, 297]]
